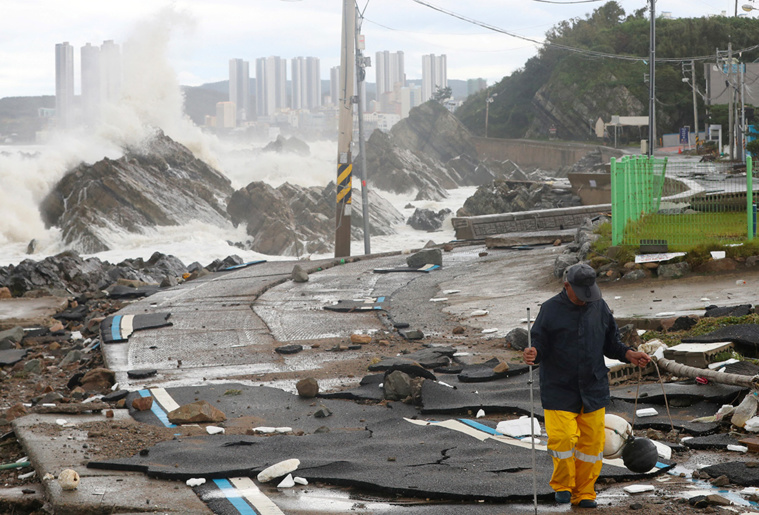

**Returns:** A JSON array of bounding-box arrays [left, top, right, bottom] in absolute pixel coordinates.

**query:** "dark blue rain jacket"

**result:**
[[529, 289, 633, 413]]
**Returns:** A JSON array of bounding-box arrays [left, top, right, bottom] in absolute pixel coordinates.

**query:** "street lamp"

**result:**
[[743, 3, 758, 12], [485, 93, 497, 138]]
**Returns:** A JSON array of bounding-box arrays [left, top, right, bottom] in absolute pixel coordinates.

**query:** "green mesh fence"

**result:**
[[611, 156, 754, 249]]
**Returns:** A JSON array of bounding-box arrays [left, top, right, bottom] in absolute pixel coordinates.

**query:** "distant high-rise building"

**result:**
[[229, 58, 250, 124], [216, 102, 237, 128], [55, 42, 75, 129], [422, 54, 447, 102], [400, 85, 423, 119], [81, 43, 101, 126], [375, 51, 405, 98], [329, 66, 340, 106], [100, 40, 122, 104], [256, 56, 287, 118], [291, 56, 321, 110], [467, 78, 487, 96]]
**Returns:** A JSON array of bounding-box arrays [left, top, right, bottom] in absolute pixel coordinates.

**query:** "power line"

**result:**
[[408, 0, 759, 65], [532, 0, 603, 3]]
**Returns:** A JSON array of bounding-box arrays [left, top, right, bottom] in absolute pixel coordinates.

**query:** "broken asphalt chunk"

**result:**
[[127, 369, 157, 379], [275, 344, 303, 355], [705, 304, 753, 318], [0, 349, 27, 366], [457, 359, 528, 383]]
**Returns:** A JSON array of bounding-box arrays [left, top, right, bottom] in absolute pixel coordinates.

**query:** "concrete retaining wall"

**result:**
[[452, 204, 611, 240], [472, 137, 625, 170]]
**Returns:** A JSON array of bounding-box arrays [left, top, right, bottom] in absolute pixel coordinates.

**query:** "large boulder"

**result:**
[[362, 101, 495, 201], [40, 130, 234, 253], [228, 180, 404, 256], [459, 179, 582, 217]]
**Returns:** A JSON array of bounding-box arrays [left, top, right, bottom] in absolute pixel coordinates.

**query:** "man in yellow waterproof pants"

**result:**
[[523, 263, 651, 508]]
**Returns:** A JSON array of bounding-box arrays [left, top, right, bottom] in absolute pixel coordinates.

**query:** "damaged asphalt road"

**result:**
[[9, 244, 759, 514]]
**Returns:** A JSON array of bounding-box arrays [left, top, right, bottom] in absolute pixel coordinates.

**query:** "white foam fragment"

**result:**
[[727, 444, 748, 453], [206, 426, 225, 435], [16, 456, 28, 463], [470, 309, 489, 317], [709, 358, 740, 370], [654, 312, 676, 317], [257, 459, 300, 483], [42, 403, 56, 407], [186, 478, 206, 487], [496, 416, 541, 437], [70, 331, 83, 340], [253, 426, 277, 434], [711, 251, 726, 260], [18, 471, 36, 480], [442, 290, 460, 295], [429, 297, 448, 302], [476, 409, 485, 418], [294, 476, 308, 485], [277, 474, 295, 488], [740, 487, 759, 496], [651, 439, 672, 460], [481, 328, 498, 334], [623, 484, 654, 494], [438, 382, 454, 388], [636, 408, 658, 417], [700, 297, 710, 302], [614, 296, 621, 300], [55, 419, 67, 426]]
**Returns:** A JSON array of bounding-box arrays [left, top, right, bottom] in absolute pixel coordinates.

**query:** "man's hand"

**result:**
[[626, 349, 651, 368], [523, 347, 537, 365]]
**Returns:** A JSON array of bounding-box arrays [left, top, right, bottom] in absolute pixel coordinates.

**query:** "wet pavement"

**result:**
[[11, 240, 759, 514]]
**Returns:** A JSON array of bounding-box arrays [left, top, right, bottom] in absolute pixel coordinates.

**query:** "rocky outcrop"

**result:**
[[0, 250, 190, 297], [526, 76, 645, 142], [363, 101, 494, 201], [458, 180, 582, 217], [227, 181, 405, 256], [407, 208, 451, 232], [262, 135, 310, 156], [39, 130, 234, 253]]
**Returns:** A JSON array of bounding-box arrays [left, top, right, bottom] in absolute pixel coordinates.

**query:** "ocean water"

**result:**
[[0, 139, 475, 268], [0, 9, 474, 269]]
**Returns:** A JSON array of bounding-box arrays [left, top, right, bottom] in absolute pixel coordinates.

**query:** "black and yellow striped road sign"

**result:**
[[337, 163, 352, 204]]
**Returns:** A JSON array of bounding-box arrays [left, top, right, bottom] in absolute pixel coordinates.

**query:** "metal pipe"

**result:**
[[655, 357, 759, 390], [527, 307, 538, 514]]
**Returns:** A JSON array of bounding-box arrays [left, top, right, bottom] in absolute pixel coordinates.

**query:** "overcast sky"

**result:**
[[0, 0, 743, 97]]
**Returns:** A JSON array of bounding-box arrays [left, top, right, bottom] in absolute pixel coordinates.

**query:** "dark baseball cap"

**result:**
[[565, 263, 601, 302]]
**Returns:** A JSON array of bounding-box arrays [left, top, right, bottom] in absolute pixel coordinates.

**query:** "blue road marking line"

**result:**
[[377, 296, 385, 302], [459, 418, 504, 436], [212, 479, 258, 515], [110, 315, 122, 342], [138, 390, 176, 428]]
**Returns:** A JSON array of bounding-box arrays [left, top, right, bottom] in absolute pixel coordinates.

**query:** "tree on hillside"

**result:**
[[433, 86, 452, 103], [454, 0, 759, 142]]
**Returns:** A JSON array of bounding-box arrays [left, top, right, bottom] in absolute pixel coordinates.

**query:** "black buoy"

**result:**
[[622, 437, 659, 473]]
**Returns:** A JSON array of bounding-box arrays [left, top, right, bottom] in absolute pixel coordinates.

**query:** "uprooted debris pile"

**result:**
[[457, 179, 582, 217]]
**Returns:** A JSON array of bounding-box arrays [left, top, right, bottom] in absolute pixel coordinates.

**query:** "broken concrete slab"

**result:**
[[0, 348, 27, 366], [319, 373, 385, 402], [323, 297, 388, 312], [683, 325, 759, 356], [368, 358, 438, 379], [610, 382, 746, 406], [682, 433, 742, 450], [373, 264, 440, 274], [106, 284, 161, 299], [88, 416, 673, 502], [100, 313, 172, 344], [704, 304, 753, 318], [700, 462, 759, 486], [127, 369, 157, 379], [420, 375, 545, 419], [457, 359, 529, 383], [607, 399, 721, 435]]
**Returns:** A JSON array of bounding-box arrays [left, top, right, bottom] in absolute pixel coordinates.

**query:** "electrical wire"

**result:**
[[532, 0, 602, 3], [409, 0, 759, 65]]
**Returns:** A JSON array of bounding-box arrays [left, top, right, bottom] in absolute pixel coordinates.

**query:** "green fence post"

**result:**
[[748, 155, 754, 241], [611, 157, 620, 245]]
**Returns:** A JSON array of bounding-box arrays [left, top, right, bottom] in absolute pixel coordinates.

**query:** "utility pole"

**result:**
[[648, 0, 656, 157], [728, 41, 734, 161], [335, 0, 355, 258], [691, 60, 699, 149], [355, 8, 371, 255]]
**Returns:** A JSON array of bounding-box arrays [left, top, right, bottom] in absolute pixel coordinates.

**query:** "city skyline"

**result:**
[[1, 1, 736, 98]]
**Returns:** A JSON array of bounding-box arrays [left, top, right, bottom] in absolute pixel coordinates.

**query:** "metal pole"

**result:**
[[729, 41, 734, 161], [335, 0, 355, 258], [355, 7, 370, 255], [527, 307, 538, 515], [692, 60, 699, 150], [485, 97, 490, 138], [648, 0, 656, 157], [741, 63, 746, 163]]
